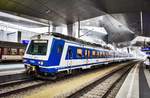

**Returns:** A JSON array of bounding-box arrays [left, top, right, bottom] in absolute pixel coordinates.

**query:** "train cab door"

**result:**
[[85, 49, 88, 64], [49, 39, 65, 66], [87, 50, 90, 64], [67, 48, 73, 72]]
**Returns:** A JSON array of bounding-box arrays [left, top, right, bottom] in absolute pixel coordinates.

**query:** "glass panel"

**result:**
[[11, 48, 17, 55], [27, 40, 48, 55], [92, 51, 96, 57], [77, 48, 82, 58], [88, 50, 90, 58], [85, 49, 88, 58], [57, 45, 63, 54], [19, 49, 25, 55]]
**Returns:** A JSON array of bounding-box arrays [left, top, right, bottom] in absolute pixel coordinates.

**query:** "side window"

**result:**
[[106, 52, 109, 58], [92, 50, 96, 58], [95, 51, 97, 58], [103, 52, 106, 58], [88, 50, 90, 58], [68, 48, 73, 59], [0, 48, 1, 55], [105, 52, 107, 58], [77, 48, 82, 58], [101, 52, 104, 58], [19, 49, 25, 55], [97, 51, 100, 58], [4, 48, 11, 55], [57, 45, 63, 54], [108, 52, 110, 57], [3, 48, 7, 55], [11, 48, 17, 55]]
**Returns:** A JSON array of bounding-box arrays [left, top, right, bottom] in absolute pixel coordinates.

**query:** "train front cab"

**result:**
[[23, 37, 65, 77]]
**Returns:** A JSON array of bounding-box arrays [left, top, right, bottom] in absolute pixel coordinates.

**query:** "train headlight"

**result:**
[[23, 59, 27, 63], [40, 61, 44, 65], [38, 61, 44, 65]]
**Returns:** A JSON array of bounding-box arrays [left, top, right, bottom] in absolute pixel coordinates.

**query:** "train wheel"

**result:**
[[45, 73, 57, 80]]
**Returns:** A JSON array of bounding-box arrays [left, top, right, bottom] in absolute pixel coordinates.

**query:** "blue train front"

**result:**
[[23, 33, 65, 77], [23, 32, 133, 78]]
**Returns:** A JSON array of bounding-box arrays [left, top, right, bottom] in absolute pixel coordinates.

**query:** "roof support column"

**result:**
[[67, 23, 73, 36], [78, 19, 80, 38], [52, 25, 56, 32], [17, 31, 21, 43]]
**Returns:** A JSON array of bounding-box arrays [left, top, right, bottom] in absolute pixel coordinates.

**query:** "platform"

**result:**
[[116, 62, 150, 98], [0, 63, 24, 72], [0, 63, 25, 76]]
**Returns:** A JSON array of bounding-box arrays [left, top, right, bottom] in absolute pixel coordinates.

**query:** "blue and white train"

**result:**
[[23, 32, 133, 78]]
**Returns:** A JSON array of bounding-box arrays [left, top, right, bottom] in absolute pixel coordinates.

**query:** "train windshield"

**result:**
[[27, 40, 48, 55]]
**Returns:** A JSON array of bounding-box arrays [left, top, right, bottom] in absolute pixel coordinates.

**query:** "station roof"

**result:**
[[0, 0, 149, 43]]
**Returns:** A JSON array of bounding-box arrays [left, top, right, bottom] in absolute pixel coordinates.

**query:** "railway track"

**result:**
[[0, 72, 30, 84], [67, 63, 136, 98], [0, 79, 47, 97], [0, 61, 137, 98]]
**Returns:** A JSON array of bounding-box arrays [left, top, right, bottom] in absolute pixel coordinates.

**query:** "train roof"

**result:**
[[34, 32, 111, 50], [0, 41, 26, 48]]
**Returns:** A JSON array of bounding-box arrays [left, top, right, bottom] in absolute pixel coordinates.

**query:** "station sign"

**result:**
[[141, 47, 150, 56], [141, 47, 150, 51], [21, 40, 30, 45]]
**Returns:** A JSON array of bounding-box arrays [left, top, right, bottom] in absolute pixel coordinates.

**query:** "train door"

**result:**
[[87, 50, 90, 64], [49, 39, 65, 66], [85, 49, 88, 64], [67, 47, 73, 73]]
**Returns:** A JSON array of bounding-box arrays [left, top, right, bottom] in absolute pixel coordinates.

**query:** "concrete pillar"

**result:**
[[17, 31, 21, 43], [52, 25, 56, 32], [67, 23, 73, 36]]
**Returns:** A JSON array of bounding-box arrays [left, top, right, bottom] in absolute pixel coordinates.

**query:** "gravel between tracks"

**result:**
[[68, 64, 133, 98]]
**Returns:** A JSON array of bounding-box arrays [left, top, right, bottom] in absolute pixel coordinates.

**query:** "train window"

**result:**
[[97, 51, 99, 58], [101, 51, 104, 58], [27, 40, 48, 55], [88, 50, 90, 58], [99, 52, 101, 58], [101, 52, 105, 58], [95, 51, 97, 58], [3, 48, 10, 55], [92, 50, 96, 58], [68, 48, 73, 59], [77, 48, 82, 58], [108, 52, 110, 57], [103, 52, 106, 58], [57, 45, 63, 54], [96, 51, 98, 58], [19, 49, 25, 55], [0, 48, 1, 55], [11, 48, 17, 55], [0, 48, 1, 58], [105, 52, 107, 57]]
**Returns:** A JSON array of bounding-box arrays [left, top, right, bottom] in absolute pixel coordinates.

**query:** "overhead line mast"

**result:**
[[140, 11, 143, 35]]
